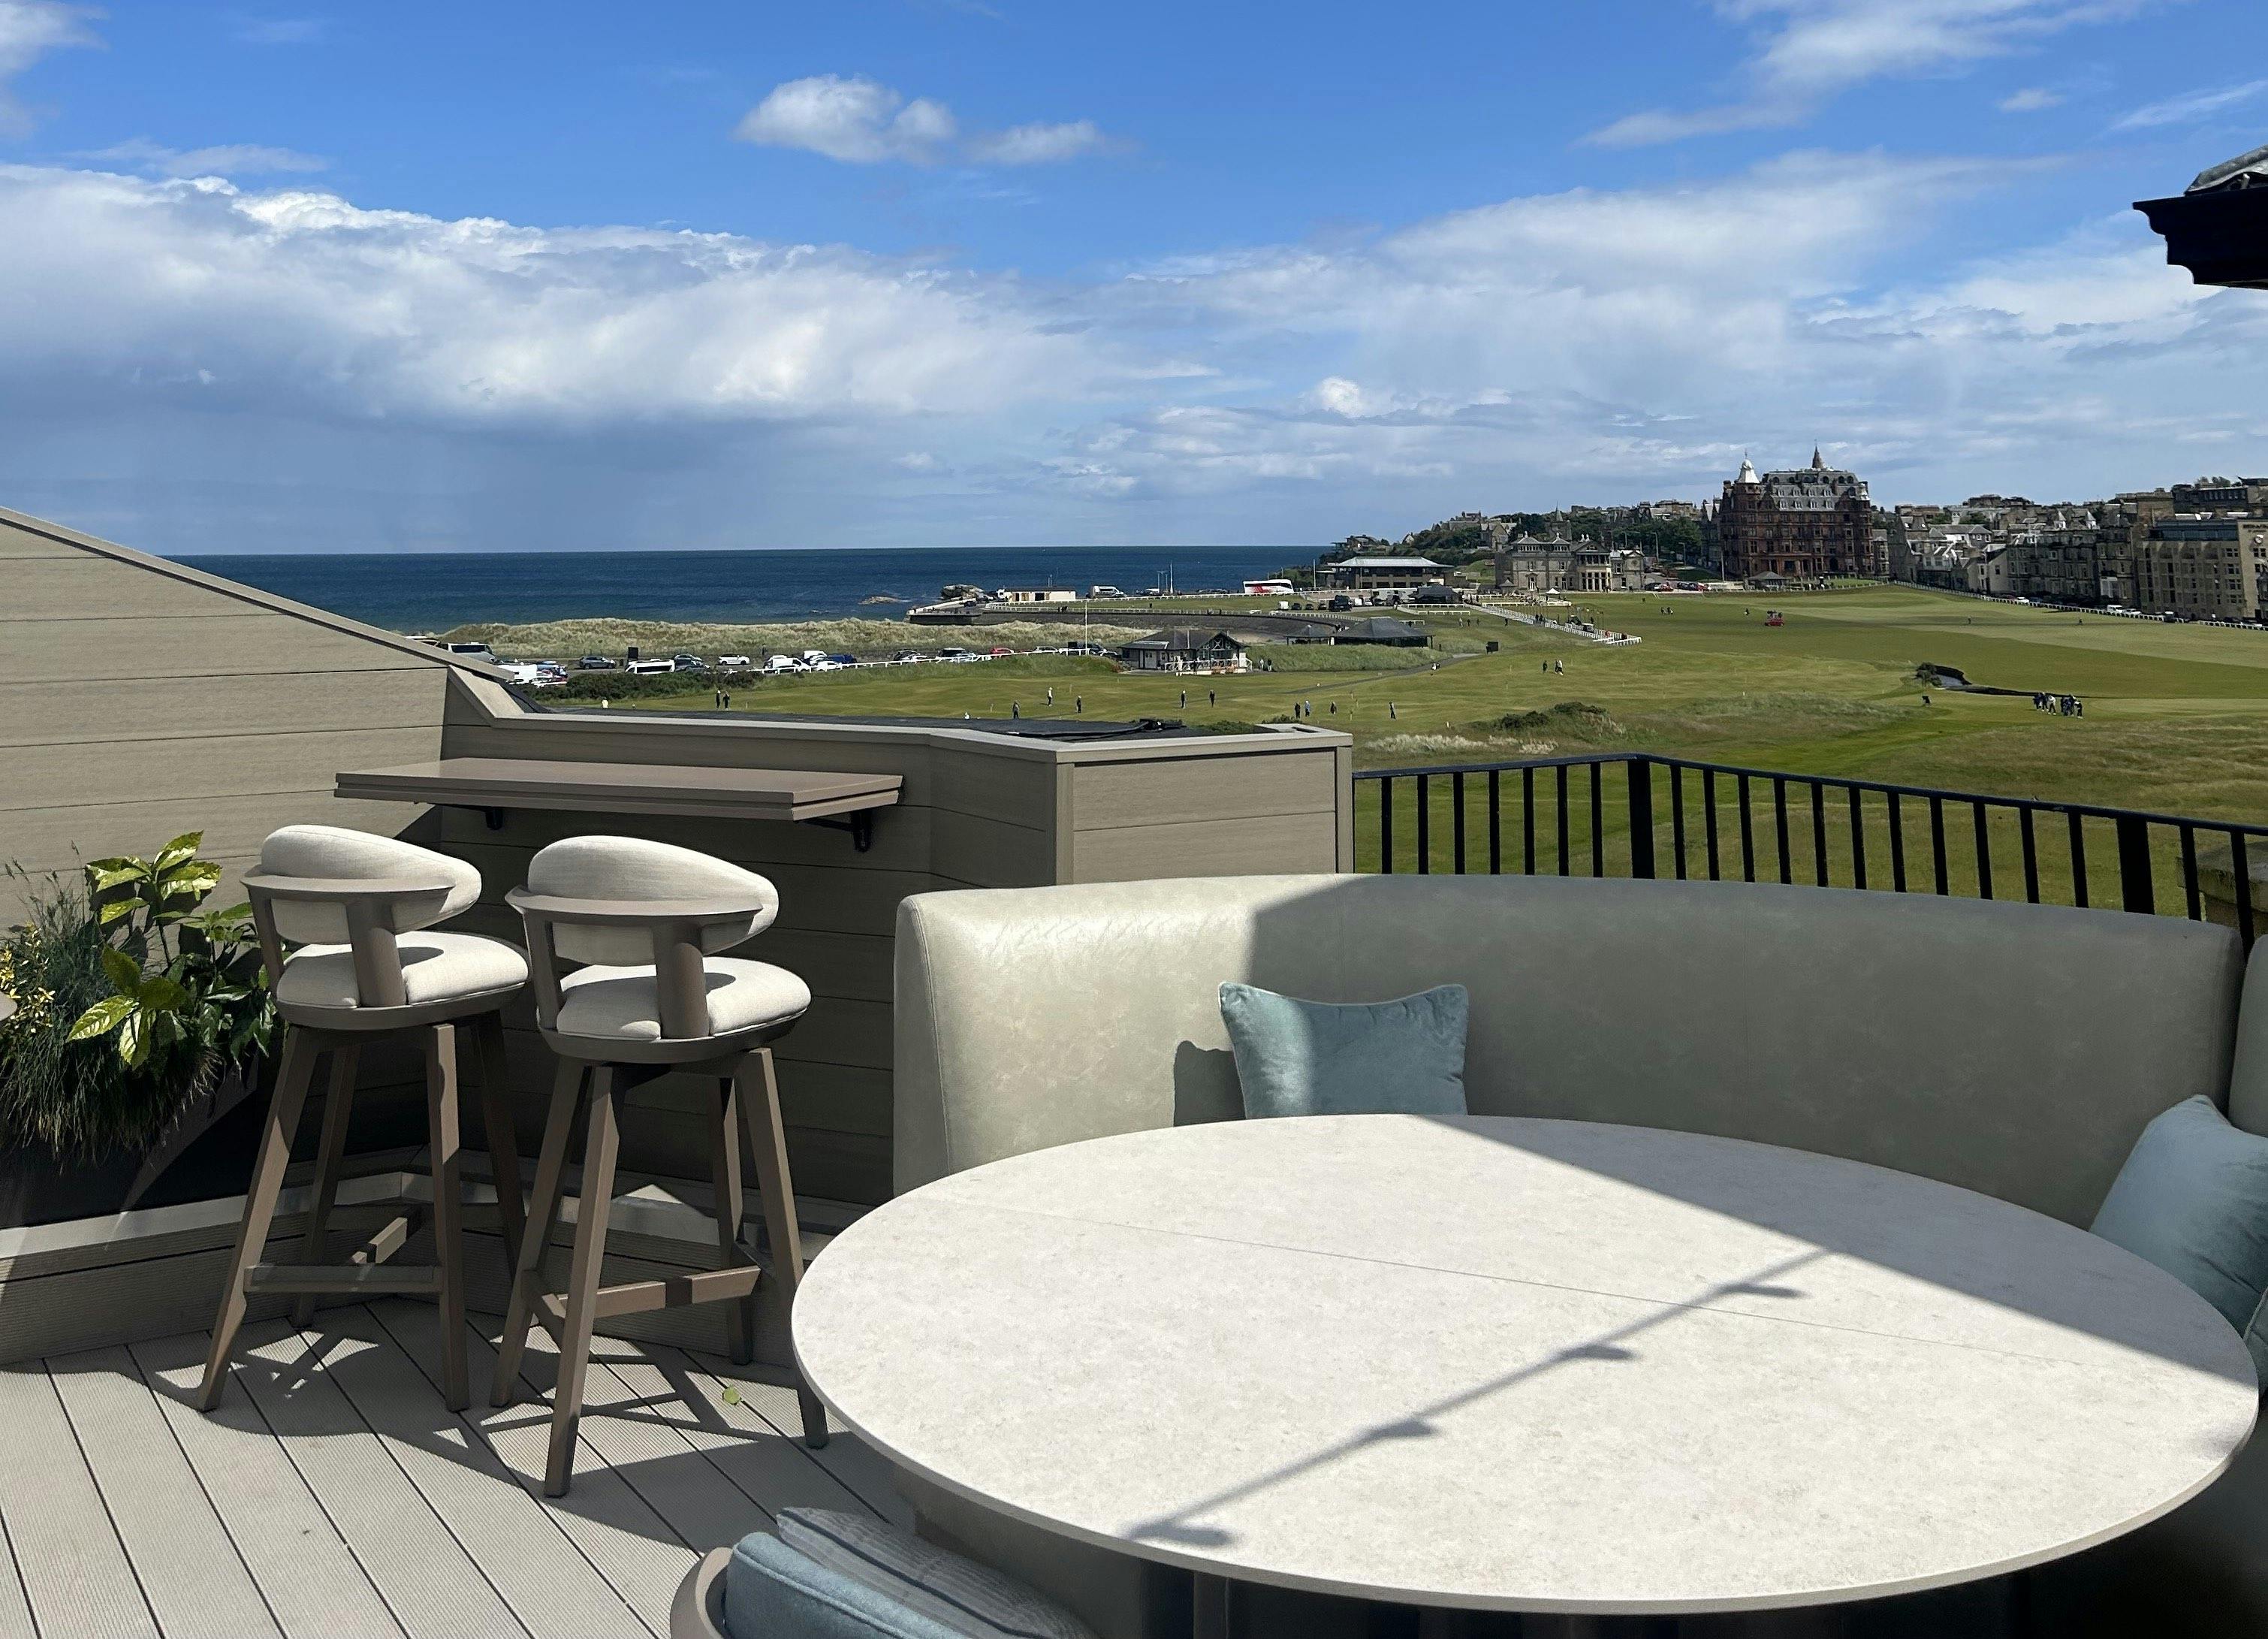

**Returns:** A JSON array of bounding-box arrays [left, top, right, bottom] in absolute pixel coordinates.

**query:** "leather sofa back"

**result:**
[[894, 874, 2246, 1224]]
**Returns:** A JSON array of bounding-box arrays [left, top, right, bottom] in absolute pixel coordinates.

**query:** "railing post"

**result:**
[[1627, 759, 1656, 880], [2116, 816, 2155, 915]]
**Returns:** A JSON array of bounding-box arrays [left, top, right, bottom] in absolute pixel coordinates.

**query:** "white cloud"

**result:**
[[2113, 78, 2268, 131], [734, 75, 956, 165], [83, 138, 329, 177], [965, 119, 1113, 165], [1998, 86, 2062, 113], [1589, 1, 2156, 146], [734, 75, 1118, 167], [0, 0, 99, 136], [0, 164, 1124, 427], [0, 145, 2259, 548]]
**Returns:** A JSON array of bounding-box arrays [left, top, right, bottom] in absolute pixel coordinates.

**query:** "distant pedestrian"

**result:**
[[1046, 687, 1055, 705], [1922, 693, 1931, 705], [1075, 696, 1084, 714], [2076, 699, 2085, 717], [1329, 702, 1337, 714], [1011, 701, 1021, 719], [1390, 702, 1398, 720], [1555, 659, 1565, 674], [1208, 690, 1216, 706]]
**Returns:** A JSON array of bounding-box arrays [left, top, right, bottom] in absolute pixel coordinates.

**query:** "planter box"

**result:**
[[0, 1063, 265, 1230]]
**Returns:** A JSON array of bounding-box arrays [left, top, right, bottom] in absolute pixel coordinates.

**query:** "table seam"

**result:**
[[915, 1194, 2235, 1378]]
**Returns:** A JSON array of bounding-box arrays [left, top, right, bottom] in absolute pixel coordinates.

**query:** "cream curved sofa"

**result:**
[[888, 874, 2268, 1637]]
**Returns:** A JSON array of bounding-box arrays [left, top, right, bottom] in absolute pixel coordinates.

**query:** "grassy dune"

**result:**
[[439, 615, 1151, 657]]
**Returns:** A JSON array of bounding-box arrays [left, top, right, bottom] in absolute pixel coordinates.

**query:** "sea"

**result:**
[[172, 546, 1310, 632]]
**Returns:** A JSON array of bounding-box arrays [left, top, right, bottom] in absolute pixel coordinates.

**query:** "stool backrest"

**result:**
[[514, 838, 780, 1041], [245, 826, 484, 1010], [524, 838, 776, 964]]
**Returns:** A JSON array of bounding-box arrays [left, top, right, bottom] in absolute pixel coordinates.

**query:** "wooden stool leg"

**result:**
[[495, 1059, 584, 1406], [711, 1076, 755, 1366], [426, 1023, 469, 1412], [198, 1026, 321, 1411], [546, 1067, 620, 1497], [291, 1045, 360, 1328], [737, 1048, 827, 1447], [473, 1013, 525, 1277]]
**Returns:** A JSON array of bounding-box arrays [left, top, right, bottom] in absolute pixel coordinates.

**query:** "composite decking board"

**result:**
[[0, 1511, 35, 1639], [305, 1308, 652, 1639], [366, 1301, 683, 1638], [125, 1331, 406, 1639], [0, 1363, 161, 1639], [679, 1348, 912, 1529], [229, 1321, 530, 1639], [581, 1336, 873, 1527], [44, 1345, 283, 1639], [496, 1312, 774, 1556]]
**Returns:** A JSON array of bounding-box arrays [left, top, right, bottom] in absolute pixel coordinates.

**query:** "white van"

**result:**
[[436, 640, 497, 664], [625, 657, 677, 676], [764, 655, 802, 675]]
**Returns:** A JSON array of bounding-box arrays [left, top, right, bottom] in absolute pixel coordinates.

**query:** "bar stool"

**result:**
[[199, 826, 529, 1414], [492, 836, 825, 1497]]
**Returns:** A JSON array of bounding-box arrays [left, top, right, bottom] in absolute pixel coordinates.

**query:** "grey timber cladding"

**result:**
[[0, 508, 470, 925]]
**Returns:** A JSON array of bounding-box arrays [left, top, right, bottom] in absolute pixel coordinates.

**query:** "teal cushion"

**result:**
[[2092, 1095, 2268, 1381], [1218, 981, 1468, 1119], [725, 1532, 970, 1639]]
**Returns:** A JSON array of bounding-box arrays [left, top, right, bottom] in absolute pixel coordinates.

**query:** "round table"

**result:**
[[793, 1115, 2257, 1616]]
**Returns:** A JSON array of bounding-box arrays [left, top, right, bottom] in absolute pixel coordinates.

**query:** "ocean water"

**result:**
[[173, 546, 1308, 632]]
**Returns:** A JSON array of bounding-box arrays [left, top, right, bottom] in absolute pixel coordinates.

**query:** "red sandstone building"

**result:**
[[1718, 451, 1877, 582]]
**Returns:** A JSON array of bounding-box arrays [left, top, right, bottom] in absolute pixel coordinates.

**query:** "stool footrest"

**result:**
[[350, 1209, 428, 1268], [536, 1264, 762, 1327], [248, 1262, 445, 1296]]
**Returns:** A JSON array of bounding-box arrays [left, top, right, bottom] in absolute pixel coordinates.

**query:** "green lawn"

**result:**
[[619, 585, 2268, 829]]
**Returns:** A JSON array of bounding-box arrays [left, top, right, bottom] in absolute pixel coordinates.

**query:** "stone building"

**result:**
[[2136, 518, 2268, 620], [1492, 536, 1650, 594], [1718, 451, 1877, 582], [2001, 509, 2104, 605]]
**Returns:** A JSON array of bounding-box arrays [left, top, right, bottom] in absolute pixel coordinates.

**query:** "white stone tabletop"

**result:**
[[792, 1114, 2258, 1614]]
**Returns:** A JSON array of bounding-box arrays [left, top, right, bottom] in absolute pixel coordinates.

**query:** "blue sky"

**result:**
[[2, 0, 2266, 553]]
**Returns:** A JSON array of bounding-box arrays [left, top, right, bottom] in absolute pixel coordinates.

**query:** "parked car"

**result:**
[[718, 653, 753, 670], [988, 646, 1012, 658], [577, 653, 616, 670], [671, 652, 709, 672], [823, 653, 859, 667], [938, 647, 976, 663], [805, 657, 845, 672], [894, 650, 933, 664], [764, 655, 803, 675]]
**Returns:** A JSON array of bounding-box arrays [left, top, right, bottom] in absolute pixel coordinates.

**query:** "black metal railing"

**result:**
[[1355, 751, 2267, 946]]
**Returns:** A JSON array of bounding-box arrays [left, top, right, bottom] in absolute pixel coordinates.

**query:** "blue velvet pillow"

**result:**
[[1218, 981, 1468, 1119], [2092, 1095, 2268, 1381]]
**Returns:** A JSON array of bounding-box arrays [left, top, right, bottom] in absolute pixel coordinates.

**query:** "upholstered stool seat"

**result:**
[[556, 958, 810, 1043], [493, 835, 827, 1496], [198, 825, 527, 1417], [276, 931, 530, 1017]]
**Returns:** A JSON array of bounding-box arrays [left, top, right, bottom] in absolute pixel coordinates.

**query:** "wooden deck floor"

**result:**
[[0, 1300, 909, 1639]]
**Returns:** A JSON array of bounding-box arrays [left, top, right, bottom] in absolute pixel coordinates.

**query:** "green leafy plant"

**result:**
[[67, 835, 274, 1073], [0, 835, 274, 1161]]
